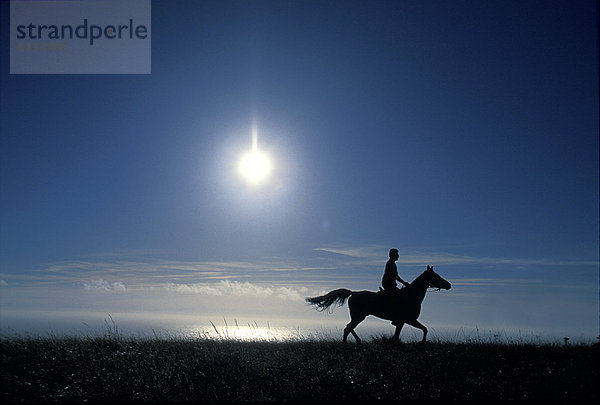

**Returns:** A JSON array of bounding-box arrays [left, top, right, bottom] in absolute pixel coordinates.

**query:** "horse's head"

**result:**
[[423, 265, 451, 290]]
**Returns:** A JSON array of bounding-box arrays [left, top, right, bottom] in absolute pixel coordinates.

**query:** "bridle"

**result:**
[[426, 280, 445, 291]]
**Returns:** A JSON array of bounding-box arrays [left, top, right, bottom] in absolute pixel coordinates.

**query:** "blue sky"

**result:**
[[1, 0, 598, 341]]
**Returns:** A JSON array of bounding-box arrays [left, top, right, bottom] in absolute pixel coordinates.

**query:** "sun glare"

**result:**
[[239, 125, 272, 185], [239, 150, 271, 184]]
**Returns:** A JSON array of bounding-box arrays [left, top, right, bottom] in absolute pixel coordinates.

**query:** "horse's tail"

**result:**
[[305, 289, 353, 312]]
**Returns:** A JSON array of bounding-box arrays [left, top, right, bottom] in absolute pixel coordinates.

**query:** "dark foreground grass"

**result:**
[[1, 335, 598, 403]]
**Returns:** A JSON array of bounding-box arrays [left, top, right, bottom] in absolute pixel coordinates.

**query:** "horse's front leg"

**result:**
[[406, 319, 427, 342], [393, 322, 404, 342]]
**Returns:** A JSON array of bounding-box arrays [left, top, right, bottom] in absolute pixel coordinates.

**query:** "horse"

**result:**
[[305, 265, 451, 343]]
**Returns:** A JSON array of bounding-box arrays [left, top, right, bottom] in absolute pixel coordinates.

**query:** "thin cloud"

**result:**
[[17, 254, 339, 289], [418, 254, 598, 267], [163, 280, 306, 301], [6, 248, 596, 293], [450, 277, 595, 290], [314, 245, 598, 267], [83, 279, 127, 292], [313, 246, 381, 259]]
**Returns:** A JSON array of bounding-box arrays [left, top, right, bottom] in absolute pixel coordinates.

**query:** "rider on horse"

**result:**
[[381, 248, 409, 294]]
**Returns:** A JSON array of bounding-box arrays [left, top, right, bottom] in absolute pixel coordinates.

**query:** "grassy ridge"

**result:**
[[1, 336, 598, 402]]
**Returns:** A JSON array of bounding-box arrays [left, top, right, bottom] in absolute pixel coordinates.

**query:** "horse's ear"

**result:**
[[427, 265, 432, 271]]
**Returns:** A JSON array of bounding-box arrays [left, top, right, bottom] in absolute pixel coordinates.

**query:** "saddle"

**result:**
[[378, 286, 402, 295]]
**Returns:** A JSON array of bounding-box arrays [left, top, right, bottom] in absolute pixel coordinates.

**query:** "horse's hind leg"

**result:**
[[349, 328, 361, 344], [343, 317, 365, 344], [406, 319, 428, 342]]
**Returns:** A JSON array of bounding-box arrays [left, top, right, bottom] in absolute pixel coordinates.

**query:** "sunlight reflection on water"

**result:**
[[186, 326, 291, 341], [1, 313, 594, 344], [181, 323, 336, 342], [176, 323, 597, 345]]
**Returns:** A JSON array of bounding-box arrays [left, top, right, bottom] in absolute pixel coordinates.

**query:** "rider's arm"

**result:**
[[396, 275, 409, 287]]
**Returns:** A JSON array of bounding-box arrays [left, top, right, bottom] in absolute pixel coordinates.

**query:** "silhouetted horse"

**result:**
[[306, 266, 451, 343]]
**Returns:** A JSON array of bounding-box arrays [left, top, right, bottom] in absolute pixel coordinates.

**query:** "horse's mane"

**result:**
[[410, 270, 428, 285], [408, 268, 435, 289]]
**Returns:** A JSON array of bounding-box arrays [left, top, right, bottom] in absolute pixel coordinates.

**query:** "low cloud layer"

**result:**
[[83, 279, 127, 292], [163, 280, 307, 301]]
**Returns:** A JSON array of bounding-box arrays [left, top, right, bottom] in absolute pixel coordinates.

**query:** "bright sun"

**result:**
[[239, 149, 271, 184], [238, 125, 272, 185]]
